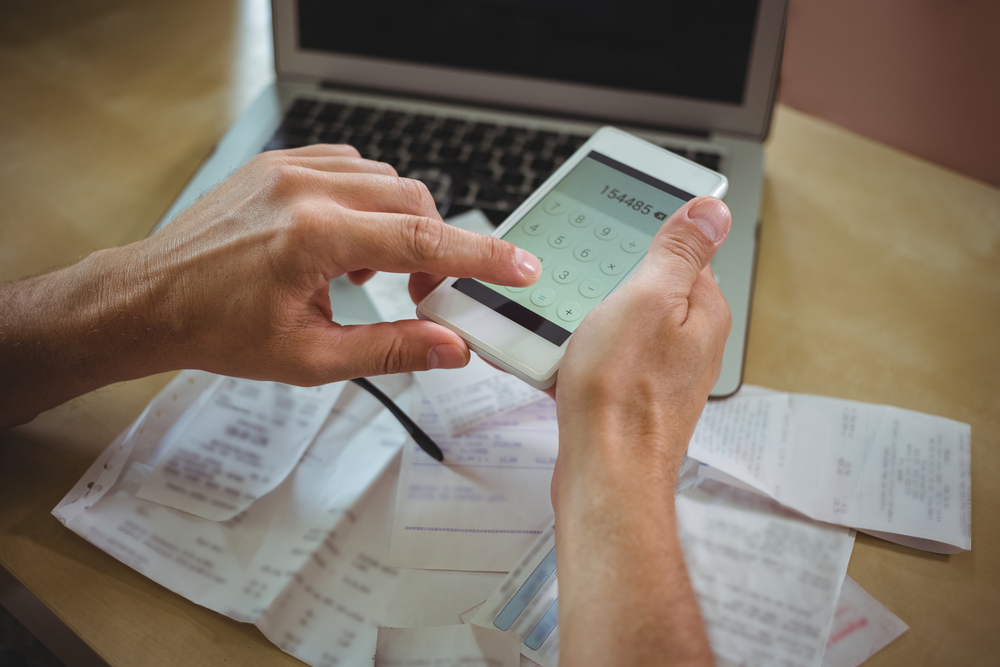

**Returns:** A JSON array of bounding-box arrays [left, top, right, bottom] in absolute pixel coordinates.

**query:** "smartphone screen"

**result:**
[[451, 151, 693, 345]]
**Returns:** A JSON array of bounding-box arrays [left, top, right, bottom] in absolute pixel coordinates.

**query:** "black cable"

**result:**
[[350, 377, 444, 462]]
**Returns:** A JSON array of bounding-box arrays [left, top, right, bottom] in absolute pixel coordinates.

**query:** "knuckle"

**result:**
[[376, 335, 408, 375], [261, 162, 309, 199], [655, 232, 705, 270], [375, 160, 399, 177], [403, 215, 447, 263], [337, 144, 362, 158], [396, 177, 436, 214]]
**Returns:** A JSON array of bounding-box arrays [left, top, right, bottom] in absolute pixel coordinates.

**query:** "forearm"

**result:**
[[0, 246, 174, 429], [554, 417, 713, 667]]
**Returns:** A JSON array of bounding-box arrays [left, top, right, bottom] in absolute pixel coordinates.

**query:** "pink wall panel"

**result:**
[[779, 0, 1000, 186]]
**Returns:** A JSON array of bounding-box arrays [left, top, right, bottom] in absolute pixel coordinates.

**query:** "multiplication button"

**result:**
[[548, 231, 573, 249], [557, 301, 583, 322], [530, 288, 556, 307], [543, 196, 568, 216], [551, 266, 578, 284], [579, 279, 605, 299], [600, 257, 626, 276]]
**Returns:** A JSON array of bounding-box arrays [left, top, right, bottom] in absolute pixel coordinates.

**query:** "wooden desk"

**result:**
[[1, 1, 998, 665]]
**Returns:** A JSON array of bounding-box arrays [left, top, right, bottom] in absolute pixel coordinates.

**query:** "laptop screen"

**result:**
[[298, 0, 760, 106]]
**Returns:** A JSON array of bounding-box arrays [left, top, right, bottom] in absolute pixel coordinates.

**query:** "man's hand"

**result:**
[[551, 196, 731, 667], [553, 195, 732, 484], [0, 145, 541, 428]]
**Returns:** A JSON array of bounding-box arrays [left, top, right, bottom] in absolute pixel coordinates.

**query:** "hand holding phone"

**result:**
[[417, 127, 728, 389]]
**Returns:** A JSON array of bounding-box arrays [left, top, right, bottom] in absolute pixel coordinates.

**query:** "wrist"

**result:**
[[0, 244, 175, 428]]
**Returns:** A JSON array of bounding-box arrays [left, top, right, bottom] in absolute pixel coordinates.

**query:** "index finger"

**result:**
[[327, 210, 543, 288]]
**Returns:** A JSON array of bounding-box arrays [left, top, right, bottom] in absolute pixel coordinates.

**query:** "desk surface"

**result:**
[[1, 1, 998, 665]]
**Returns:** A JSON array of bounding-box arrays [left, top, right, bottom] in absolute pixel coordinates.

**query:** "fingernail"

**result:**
[[515, 248, 542, 278], [428, 344, 467, 370], [688, 197, 731, 244]]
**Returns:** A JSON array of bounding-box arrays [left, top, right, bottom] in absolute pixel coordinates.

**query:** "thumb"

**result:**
[[639, 196, 731, 297], [321, 319, 471, 378]]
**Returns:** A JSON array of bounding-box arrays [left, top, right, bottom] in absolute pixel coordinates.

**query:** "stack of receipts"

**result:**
[[55, 370, 956, 667]]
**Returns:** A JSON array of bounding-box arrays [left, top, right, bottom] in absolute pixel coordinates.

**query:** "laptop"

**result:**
[[154, 0, 789, 398]]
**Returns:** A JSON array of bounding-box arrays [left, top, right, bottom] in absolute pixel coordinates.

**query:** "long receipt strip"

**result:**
[[389, 391, 558, 572], [135, 377, 344, 521], [688, 386, 972, 552], [362, 209, 547, 437], [54, 372, 504, 664], [473, 475, 862, 667]]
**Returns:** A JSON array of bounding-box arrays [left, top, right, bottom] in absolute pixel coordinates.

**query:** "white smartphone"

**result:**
[[416, 126, 728, 389]]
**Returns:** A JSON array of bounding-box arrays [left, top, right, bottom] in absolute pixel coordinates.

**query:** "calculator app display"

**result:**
[[453, 151, 691, 346]]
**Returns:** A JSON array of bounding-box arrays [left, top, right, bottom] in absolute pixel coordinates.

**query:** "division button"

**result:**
[[600, 257, 626, 276], [530, 287, 556, 307], [551, 266, 578, 284], [579, 279, 605, 299], [620, 236, 646, 254], [557, 301, 583, 322]]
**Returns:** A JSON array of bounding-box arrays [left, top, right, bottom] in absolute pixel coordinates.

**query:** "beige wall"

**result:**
[[779, 0, 1000, 187]]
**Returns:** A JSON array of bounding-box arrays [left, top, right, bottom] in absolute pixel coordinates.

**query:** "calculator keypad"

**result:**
[[491, 193, 653, 334]]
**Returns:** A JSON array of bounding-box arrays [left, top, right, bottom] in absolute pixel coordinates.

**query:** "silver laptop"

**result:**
[[155, 0, 789, 397]]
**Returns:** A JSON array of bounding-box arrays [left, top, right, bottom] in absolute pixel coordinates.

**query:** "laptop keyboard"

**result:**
[[263, 97, 722, 225]]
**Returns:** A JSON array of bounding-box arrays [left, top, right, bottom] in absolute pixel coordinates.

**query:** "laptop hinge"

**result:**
[[318, 80, 710, 139]]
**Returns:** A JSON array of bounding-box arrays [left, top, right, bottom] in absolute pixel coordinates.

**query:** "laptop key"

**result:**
[[378, 137, 402, 151], [285, 98, 317, 120], [530, 157, 554, 172], [501, 172, 525, 187], [468, 150, 493, 165], [317, 103, 345, 122], [693, 151, 721, 171], [409, 142, 431, 156], [432, 127, 455, 141], [499, 155, 523, 169]]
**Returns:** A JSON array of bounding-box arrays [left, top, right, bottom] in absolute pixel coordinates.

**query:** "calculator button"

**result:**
[[548, 232, 573, 249], [573, 243, 598, 262], [594, 223, 617, 240], [551, 266, 578, 284], [530, 288, 556, 307], [506, 285, 527, 293], [600, 257, 626, 276], [543, 197, 568, 216], [557, 301, 583, 322], [579, 279, 605, 299], [567, 211, 592, 228], [534, 251, 550, 267], [620, 236, 645, 254], [522, 220, 547, 236]]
